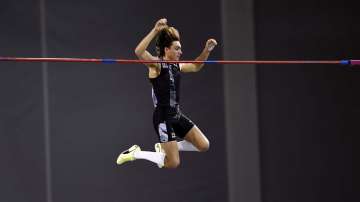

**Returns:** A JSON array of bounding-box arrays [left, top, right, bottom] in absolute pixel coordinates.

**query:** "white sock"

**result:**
[[133, 151, 165, 166], [177, 140, 199, 151]]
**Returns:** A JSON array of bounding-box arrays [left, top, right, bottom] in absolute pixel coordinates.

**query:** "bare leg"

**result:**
[[183, 125, 210, 152], [160, 141, 180, 168]]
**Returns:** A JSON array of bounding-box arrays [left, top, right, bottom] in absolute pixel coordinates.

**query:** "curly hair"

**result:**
[[155, 27, 180, 57]]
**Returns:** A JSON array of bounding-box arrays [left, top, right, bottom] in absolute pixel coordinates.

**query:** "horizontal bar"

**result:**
[[0, 57, 358, 66]]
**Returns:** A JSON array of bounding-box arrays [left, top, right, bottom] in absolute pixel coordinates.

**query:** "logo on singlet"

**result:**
[[162, 63, 169, 69]]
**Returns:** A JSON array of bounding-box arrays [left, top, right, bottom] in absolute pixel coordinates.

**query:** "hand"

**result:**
[[154, 18, 168, 32], [205, 39, 217, 52]]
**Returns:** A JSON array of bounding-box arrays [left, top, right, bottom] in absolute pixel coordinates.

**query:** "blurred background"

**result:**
[[0, 0, 358, 202]]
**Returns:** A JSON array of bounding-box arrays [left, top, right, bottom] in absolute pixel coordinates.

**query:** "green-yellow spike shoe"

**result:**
[[116, 145, 141, 165]]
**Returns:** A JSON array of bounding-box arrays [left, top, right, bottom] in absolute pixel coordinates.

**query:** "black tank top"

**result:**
[[150, 62, 181, 109]]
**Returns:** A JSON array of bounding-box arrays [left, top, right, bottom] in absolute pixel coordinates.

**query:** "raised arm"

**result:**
[[180, 39, 218, 73], [135, 18, 168, 68]]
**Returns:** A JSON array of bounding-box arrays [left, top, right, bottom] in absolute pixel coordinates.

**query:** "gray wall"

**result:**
[[255, 0, 359, 202], [222, 0, 261, 202], [0, 1, 46, 202]]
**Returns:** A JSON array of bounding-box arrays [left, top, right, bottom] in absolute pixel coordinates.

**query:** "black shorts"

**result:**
[[153, 106, 195, 143]]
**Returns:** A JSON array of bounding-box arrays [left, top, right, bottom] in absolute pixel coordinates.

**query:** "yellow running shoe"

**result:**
[[116, 145, 141, 165], [154, 143, 165, 168]]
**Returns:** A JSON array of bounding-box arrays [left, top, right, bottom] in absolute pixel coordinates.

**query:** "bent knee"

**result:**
[[198, 140, 210, 152], [165, 158, 180, 169]]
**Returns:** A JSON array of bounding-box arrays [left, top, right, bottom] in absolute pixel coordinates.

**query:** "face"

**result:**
[[164, 41, 182, 60]]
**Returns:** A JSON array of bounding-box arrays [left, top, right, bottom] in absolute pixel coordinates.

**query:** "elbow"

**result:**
[[134, 49, 142, 58], [134, 45, 145, 58]]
